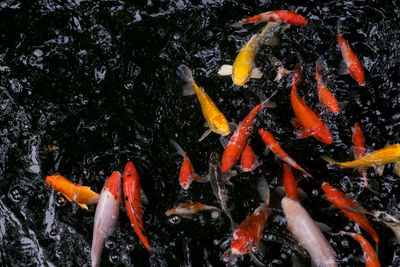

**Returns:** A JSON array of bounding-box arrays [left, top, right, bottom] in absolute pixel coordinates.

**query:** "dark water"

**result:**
[[1, 0, 400, 266]]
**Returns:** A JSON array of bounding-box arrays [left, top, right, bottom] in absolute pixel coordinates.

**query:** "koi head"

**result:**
[[103, 171, 122, 200], [45, 173, 63, 189], [179, 176, 192, 190], [314, 126, 333, 145], [230, 229, 254, 255], [232, 66, 251, 87], [285, 12, 307, 26]]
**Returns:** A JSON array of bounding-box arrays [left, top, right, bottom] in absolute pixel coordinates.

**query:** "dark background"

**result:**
[[0, 0, 399, 266]]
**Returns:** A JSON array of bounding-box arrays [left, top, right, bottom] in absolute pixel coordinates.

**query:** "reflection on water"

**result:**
[[0, 0, 400, 266]]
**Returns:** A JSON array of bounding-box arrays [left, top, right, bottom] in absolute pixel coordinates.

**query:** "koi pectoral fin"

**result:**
[[296, 128, 313, 139], [394, 161, 400, 176], [376, 165, 385, 176], [250, 67, 263, 79], [218, 65, 233, 76], [77, 203, 89, 210], [198, 128, 212, 142], [290, 117, 302, 129]]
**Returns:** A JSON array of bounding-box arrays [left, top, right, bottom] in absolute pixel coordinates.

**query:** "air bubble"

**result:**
[[169, 216, 180, 224], [8, 187, 22, 202]]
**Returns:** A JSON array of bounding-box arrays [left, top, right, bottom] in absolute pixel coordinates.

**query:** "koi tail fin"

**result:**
[[257, 176, 270, 207], [261, 90, 278, 109], [231, 19, 245, 28], [321, 155, 341, 165], [170, 140, 186, 157], [177, 65, 196, 96]]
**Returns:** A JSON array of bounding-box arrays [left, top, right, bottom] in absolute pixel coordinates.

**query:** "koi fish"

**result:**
[[224, 178, 270, 265], [170, 140, 201, 189], [258, 129, 311, 178], [45, 173, 100, 210], [332, 232, 380, 267], [240, 142, 261, 172], [290, 63, 333, 144], [178, 65, 231, 141], [352, 123, 370, 188], [282, 197, 337, 267], [123, 162, 150, 252], [337, 21, 365, 86], [221, 92, 276, 172], [218, 22, 282, 87], [233, 10, 307, 27], [270, 55, 292, 82], [91, 171, 122, 267], [315, 58, 339, 114], [165, 201, 219, 219], [321, 182, 379, 250], [321, 144, 400, 176], [282, 163, 299, 201], [208, 152, 236, 229]]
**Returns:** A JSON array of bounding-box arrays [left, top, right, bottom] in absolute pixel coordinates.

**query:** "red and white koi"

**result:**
[[123, 161, 150, 252], [234, 10, 307, 27], [290, 63, 333, 144], [91, 171, 122, 267], [337, 22, 365, 86], [221, 92, 276, 172], [165, 201, 219, 219], [240, 142, 261, 172], [258, 129, 311, 178], [171, 140, 201, 189], [282, 197, 337, 267]]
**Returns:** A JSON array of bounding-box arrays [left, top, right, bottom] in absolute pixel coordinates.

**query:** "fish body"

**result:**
[[322, 144, 400, 172], [370, 211, 400, 242], [178, 65, 230, 141], [282, 163, 299, 201], [229, 178, 270, 256], [165, 201, 219, 218], [352, 123, 369, 187], [45, 173, 100, 210], [282, 197, 337, 267], [240, 142, 260, 172], [91, 171, 122, 267], [258, 129, 310, 178], [290, 64, 333, 144], [221, 93, 276, 172], [337, 24, 365, 86], [321, 182, 379, 250], [208, 152, 235, 229], [336, 232, 380, 267], [315, 63, 339, 114], [234, 10, 307, 26], [170, 140, 200, 189], [123, 162, 150, 251]]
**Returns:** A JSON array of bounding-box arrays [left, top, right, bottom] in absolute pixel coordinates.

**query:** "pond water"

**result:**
[[0, 0, 400, 266]]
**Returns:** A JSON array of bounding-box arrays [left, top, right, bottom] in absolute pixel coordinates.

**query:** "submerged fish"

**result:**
[[282, 163, 299, 201], [332, 232, 380, 267], [282, 197, 337, 267], [337, 21, 365, 86], [178, 65, 231, 141], [45, 173, 100, 210], [352, 123, 371, 190], [208, 152, 235, 229], [290, 64, 333, 144], [170, 140, 201, 189], [221, 92, 276, 172], [165, 201, 219, 219], [321, 182, 379, 251], [91, 171, 122, 267], [123, 161, 150, 252], [233, 10, 307, 26], [321, 144, 400, 176], [218, 22, 282, 87], [224, 178, 270, 266], [315, 58, 339, 114]]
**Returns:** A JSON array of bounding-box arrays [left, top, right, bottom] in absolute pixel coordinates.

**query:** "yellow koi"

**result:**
[[218, 22, 281, 87], [178, 65, 231, 141], [322, 144, 400, 176]]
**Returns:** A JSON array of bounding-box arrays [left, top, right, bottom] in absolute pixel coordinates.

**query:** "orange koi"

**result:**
[[258, 129, 311, 178], [171, 140, 201, 189], [234, 10, 307, 27], [315, 60, 339, 114], [123, 161, 150, 252], [224, 178, 270, 265], [333, 232, 380, 267], [282, 163, 299, 201], [290, 63, 333, 144], [240, 142, 261, 172], [221, 92, 276, 172], [165, 201, 219, 219], [45, 173, 100, 210], [321, 182, 379, 251], [352, 123, 370, 189], [337, 22, 365, 86]]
